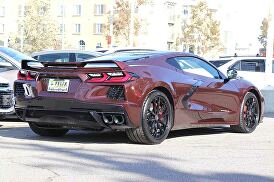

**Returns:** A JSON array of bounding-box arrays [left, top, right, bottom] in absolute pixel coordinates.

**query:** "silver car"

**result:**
[[0, 76, 13, 117], [0, 46, 35, 116]]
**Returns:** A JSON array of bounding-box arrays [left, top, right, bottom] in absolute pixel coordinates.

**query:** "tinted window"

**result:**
[[209, 59, 232, 67], [241, 60, 265, 72], [175, 57, 220, 79], [38, 53, 70, 62], [231, 61, 240, 70], [0, 47, 34, 62], [76, 53, 95, 62]]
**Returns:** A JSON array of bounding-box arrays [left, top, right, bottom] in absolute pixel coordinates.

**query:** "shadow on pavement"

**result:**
[[0, 124, 231, 144], [168, 127, 230, 139], [0, 139, 273, 182]]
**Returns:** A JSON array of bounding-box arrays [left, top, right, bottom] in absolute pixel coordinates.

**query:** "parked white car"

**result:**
[[0, 76, 14, 117], [210, 56, 274, 89]]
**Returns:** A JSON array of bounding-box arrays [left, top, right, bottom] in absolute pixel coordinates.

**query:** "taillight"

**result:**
[[17, 70, 36, 81], [86, 71, 138, 83]]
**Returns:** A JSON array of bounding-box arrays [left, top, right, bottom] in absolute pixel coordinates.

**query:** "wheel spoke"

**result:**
[[146, 95, 170, 139], [244, 97, 259, 129]]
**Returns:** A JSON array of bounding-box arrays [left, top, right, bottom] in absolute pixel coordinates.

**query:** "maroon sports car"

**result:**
[[14, 51, 264, 144]]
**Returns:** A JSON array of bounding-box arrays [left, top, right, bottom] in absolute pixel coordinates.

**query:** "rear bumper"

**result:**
[[15, 97, 135, 130]]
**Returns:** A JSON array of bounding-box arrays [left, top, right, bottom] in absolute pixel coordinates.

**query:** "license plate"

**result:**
[[47, 79, 70, 93]]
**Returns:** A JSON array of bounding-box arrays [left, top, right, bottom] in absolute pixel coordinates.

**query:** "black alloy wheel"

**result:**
[[146, 95, 170, 139], [126, 90, 173, 144], [230, 92, 260, 133]]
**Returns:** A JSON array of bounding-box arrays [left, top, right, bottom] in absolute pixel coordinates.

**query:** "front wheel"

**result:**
[[126, 90, 173, 144], [230, 92, 260, 133], [29, 123, 69, 137]]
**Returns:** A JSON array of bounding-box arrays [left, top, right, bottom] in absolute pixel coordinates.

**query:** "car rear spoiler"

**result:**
[[21, 59, 128, 71]]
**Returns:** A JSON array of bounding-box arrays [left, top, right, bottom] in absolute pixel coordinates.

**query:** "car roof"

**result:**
[[0, 46, 35, 68], [31, 50, 103, 57], [102, 47, 158, 54], [210, 58, 233, 61], [86, 51, 195, 62], [230, 56, 266, 61]]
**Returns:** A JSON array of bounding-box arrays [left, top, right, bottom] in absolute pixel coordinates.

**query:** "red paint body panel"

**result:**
[[14, 52, 264, 130]]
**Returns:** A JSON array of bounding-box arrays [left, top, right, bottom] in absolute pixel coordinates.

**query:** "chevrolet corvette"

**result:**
[[14, 51, 264, 144]]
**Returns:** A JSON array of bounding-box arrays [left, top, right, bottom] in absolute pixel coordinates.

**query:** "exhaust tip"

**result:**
[[101, 113, 125, 125]]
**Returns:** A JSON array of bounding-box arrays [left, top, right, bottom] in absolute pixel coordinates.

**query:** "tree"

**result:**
[[258, 18, 269, 48], [105, 0, 147, 46], [9, 0, 59, 54], [182, 1, 221, 56]]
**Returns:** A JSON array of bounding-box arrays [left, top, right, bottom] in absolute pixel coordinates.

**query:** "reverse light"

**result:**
[[86, 73, 108, 83], [106, 72, 124, 77], [88, 73, 103, 78]]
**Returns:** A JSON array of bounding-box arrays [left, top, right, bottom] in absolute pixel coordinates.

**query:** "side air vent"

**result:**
[[14, 82, 25, 97], [107, 86, 125, 100]]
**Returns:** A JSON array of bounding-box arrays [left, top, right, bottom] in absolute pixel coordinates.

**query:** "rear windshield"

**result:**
[[76, 53, 96, 62], [209, 59, 232, 67], [37, 53, 70, 62]]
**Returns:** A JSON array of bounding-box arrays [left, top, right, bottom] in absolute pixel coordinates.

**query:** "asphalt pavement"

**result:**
[[0, 115, 274, 182]]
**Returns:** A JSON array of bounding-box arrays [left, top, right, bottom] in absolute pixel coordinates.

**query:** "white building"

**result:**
[[136, 0, 181, 50]]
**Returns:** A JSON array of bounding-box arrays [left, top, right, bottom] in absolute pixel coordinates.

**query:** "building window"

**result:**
[[0, 6, 5, 17], [57, 5, 65, 17], [94, 4, 105, 16], [183, 6, 188, 16], [38, 6, 47, 16], [167, 4, 175, 23], [93, 23, 104, 34], [79, 40, 85, 50], [18, 5, 30, 17], [74, 24, 81, 34], [0, 24, 4, 34], [17, 24, 23, 32], [73, 5, 81, 16], [18, 5, 23, 16], [96, 42, 102, 48], [59, 24, 65, 34]]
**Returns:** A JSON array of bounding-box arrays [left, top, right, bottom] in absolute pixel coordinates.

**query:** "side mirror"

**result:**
[[227, 69, 238, 80]]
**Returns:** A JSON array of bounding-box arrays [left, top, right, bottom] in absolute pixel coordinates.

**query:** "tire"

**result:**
[[126, 90, 174, 144], [230, 92, 260, 133], [29, 123, 69, 137]]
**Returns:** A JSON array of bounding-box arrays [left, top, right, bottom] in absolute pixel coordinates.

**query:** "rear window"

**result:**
[[209, 59, 231, 67], [37, 53, 70, 62], [76, 53, 95, 62], [230, 59, 265, 72]]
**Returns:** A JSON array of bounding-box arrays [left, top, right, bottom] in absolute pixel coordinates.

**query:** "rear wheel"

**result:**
[[29, 123, 69, 137], [126, 90, 173, 144], [230, 92, 260, 133]]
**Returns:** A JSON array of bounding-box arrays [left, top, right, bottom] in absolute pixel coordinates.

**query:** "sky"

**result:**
[[209, 0, 271, 51]]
